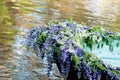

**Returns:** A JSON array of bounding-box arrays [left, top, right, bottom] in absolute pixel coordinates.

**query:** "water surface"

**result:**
[[0, 0, 120, 80]]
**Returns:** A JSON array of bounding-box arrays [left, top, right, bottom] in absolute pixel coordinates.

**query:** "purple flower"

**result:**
[[106, 65, 113, 70], [82, 27, 89, 30], [116, 67, 120, 71], [103, 70, 117, 79], [75, 46, 84, 57], [29, 28, 36, 35], [61, 47, 67, 63], [43, 42, 50, 49], [66, 23, 75, 28], [105, 31, 115, 36], [51, 37, 57, 44], [57, 34, 63, 39], [82, 62, 92, 80], [95, 69, 101, 80], [65, 40, 72, 45]]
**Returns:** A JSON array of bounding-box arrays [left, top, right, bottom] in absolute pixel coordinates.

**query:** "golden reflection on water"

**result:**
[[12, 0, 120, 32]]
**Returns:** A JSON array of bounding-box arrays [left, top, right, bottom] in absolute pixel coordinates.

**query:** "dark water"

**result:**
[[0, 0, 120, 80]]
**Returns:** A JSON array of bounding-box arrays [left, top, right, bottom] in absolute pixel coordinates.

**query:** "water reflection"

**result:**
[[84, 0, 120, 31], [0, 1, 17, 80], [0, 1, 16, 52], [0, 0, 120, 80], [13, 0, 120, 32]]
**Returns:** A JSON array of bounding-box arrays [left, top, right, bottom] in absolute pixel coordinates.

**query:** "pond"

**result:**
[[0, 0, 120, 80]]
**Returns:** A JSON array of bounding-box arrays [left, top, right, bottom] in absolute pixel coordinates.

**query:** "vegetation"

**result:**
[[27, 19, 120, 80]]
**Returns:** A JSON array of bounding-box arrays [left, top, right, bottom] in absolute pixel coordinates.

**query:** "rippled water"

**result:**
[[0, 0, 120, 80]]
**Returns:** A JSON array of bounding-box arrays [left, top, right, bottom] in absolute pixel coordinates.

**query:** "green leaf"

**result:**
[[96, 62, 106, 70], [92, 25, 103, 33], [72, 54, 80, 68]]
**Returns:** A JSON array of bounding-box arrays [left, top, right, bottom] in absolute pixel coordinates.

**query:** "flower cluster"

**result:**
[[27, 20, 120, 80]]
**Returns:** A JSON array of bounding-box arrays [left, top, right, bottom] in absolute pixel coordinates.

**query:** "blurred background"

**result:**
[[0, 0, 120, 80]]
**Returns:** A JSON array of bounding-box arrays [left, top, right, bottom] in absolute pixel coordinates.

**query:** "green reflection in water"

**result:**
[[0, 1, 18, 79], [0, 0, 17, 54], [0, 1, 14, 27]]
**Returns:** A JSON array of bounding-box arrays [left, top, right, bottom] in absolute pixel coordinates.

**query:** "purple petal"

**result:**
[[116, 67, 120, 71], [75, 46, 84, 57], [61, 47, 67, 63]]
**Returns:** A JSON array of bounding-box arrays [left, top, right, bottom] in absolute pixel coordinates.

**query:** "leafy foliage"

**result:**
[[27, 19, 120, 80]]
